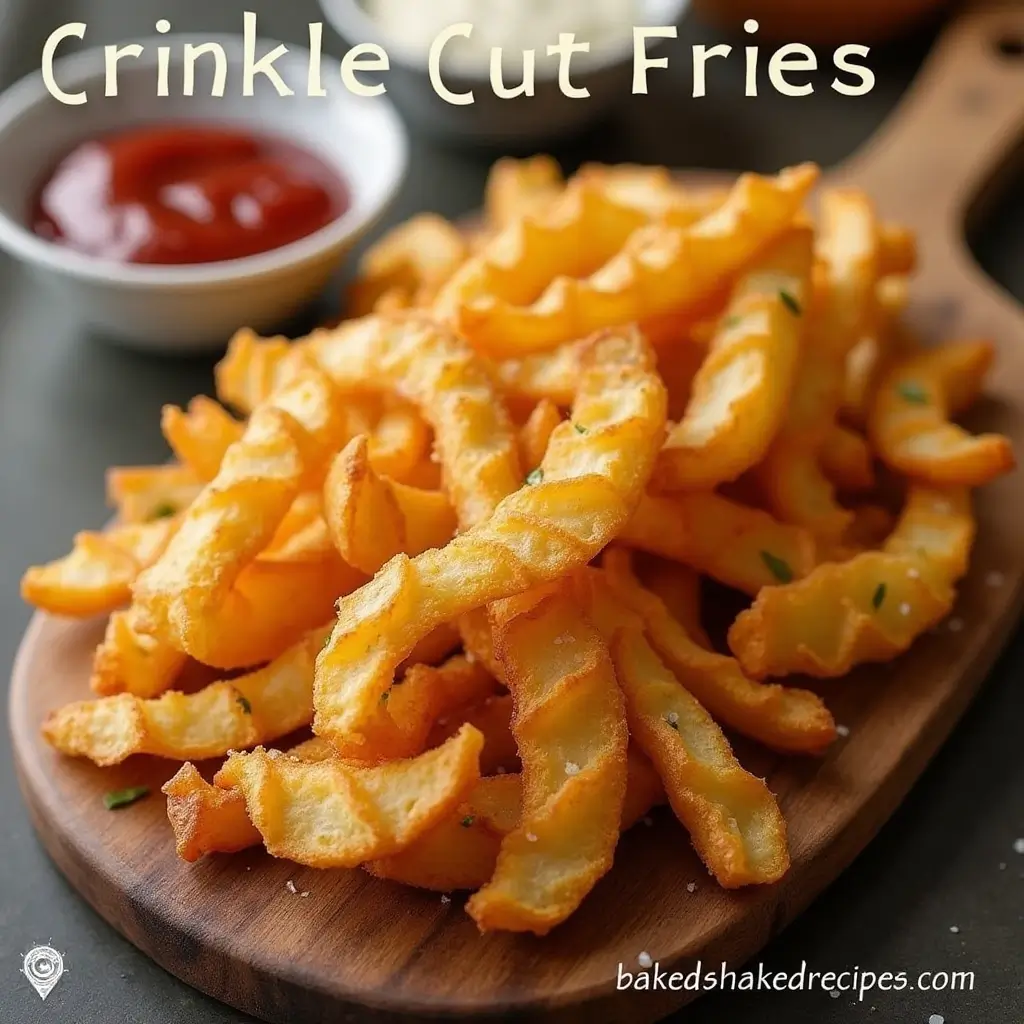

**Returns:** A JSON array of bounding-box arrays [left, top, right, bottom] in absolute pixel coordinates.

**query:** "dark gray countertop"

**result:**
[[1, 2, 1022, 1022]]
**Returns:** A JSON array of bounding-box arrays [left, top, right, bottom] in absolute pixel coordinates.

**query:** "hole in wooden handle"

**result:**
[[994, 33, 1024, 59]]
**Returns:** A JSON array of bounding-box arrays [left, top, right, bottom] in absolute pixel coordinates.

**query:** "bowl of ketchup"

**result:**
[[0, 34, 408, 352]]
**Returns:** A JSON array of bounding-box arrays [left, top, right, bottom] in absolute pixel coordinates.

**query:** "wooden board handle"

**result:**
[[837, 2, 1024, 232]]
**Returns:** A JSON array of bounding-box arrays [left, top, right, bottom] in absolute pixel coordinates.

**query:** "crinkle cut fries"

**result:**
[[25, 158, 1014, 935]]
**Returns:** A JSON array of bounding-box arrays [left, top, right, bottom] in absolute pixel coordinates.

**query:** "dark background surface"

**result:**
[[1, 2, 1022, 1022]]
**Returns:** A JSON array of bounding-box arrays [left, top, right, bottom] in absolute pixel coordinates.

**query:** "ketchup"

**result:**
[[31, 125, 349, 265]]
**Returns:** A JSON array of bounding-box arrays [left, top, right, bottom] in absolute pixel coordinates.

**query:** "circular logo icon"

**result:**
[[23, 945, 64, 1000]]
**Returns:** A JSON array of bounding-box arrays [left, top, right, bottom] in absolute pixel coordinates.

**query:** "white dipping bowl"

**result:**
[[321, 0, 689, 148], [0, 34, 408, 353]]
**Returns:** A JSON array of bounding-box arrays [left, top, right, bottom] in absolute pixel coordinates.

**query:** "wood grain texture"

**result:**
[[9, 4, 1024, 1021]]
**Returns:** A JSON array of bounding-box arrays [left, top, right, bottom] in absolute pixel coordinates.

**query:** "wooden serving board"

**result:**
[[9, 4, 1024, 1022]]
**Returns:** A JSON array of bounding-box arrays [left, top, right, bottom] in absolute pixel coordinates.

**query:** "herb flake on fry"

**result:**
[[897, 381, 929, 405], [778, 289, 802, 316], [761, 550, 794, 584], [149, 502, 178, 520]]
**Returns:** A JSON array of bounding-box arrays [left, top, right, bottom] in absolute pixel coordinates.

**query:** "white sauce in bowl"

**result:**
[[363, 0, 642, 72]]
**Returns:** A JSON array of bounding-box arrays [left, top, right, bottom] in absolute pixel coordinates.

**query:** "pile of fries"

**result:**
[[23, 157, 1014, 935]]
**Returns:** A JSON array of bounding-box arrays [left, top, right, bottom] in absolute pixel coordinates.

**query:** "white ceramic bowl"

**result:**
[[320, 0, 689, 148], [0, 34, 408, 353]]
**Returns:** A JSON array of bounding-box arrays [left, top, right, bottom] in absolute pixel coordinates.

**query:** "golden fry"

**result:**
[[365, 400, 432, 483], [401, 622, 462, 672], [165, 737, 348, 862], [44, 626, 330, 765], [467, 582, 628, 934], [638, 557, 710, 649], [878, 223, 917, 277], [164, 763, 261, 862], [655, 227, 813, 490], [22, 518, 177, 618], [324, 436, 456, 574], [581, 572, 789, 887], [378, 655, 501, 766], [366, 775, 516, 892], [429, 692, 518, 777], [347, 214, 470, 317], [214, 725, 484, 868], [437, 164, 818, 356], [497, 341, 583, 409], [214, 329, 312, 415], [106, 464, 202, 525], [869, 340, 1015, 487], [368, 747, 663, 892], [518, 399, 562, 472], [820, 424, 875, 493], [620, 491, 817, 596], [756, 189, 881, 540], [729, 487, 974, 678], [90, 607, 188, 698], [161, 397, 244, 482], [484, 155, 565, 232], [603, 549, 835, 754], [841, 274, 912, 426], [457, 606, 504, 679], [134, 377, 363, 667]]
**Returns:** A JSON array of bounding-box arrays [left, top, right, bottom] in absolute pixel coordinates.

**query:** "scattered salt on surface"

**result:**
[[440, 894, 451, 904], [947, 617, 964, 633], [637, 951, 653, 969], [836, 725, 850, 738], [899, 602, 912, 616], [1013, 838, 1024, 855], [928, 1015, 945, 1024], [686, 882, 696, 894], [949, 925, 959, 934], [285, 880, 297, 894]]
